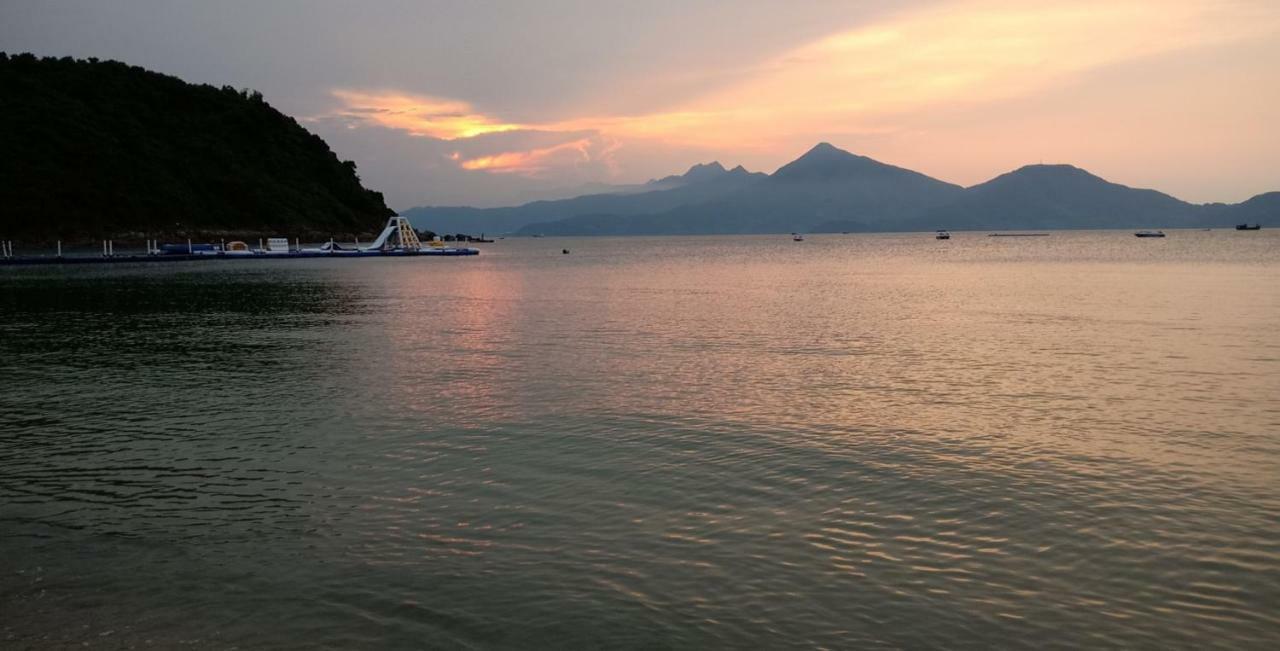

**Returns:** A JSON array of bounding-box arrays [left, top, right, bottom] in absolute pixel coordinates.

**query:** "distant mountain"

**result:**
[[408, 142, 1275, 236], [404, 161, 765, 234], [899, 164, 1200, 231], [0, 53, 393, 242], [1209, 192, 1280, 226], [516, 143, 964, 235]]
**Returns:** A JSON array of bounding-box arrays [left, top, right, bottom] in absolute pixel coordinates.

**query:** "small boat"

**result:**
[[1236, 223, 1261, 231], [1134, 230, 1166, 238], [793, 233, 804, 241], [935, 230, 950, 240]]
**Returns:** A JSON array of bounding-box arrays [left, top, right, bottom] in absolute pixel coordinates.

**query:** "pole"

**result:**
[[294, 237, 299, 252], [57, 240, 62, 257], [108, 240, 114, 257]]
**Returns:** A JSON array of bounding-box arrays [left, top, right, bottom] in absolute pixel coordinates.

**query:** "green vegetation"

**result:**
[[0, 53, 394, 242]]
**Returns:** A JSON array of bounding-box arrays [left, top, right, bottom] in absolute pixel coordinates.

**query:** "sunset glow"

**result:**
[[329, 90, 524, 139], [14, 0, 1272, 207], [458, 138, 601, 175], [309, 0, 1280, 205]]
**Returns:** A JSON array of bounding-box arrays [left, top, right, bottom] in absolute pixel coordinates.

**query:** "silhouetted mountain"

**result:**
[[649, 161, 728, 186], [1211, 192, 1280, 225], [902, 164, 1200, 231], [516, 143, 964, 235], [405, 161, 765, 234], [0, 53, 394, 242], [516, 146, 1275, 235]]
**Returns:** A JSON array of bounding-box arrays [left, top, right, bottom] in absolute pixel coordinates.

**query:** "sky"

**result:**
[[3, 0, 1278, 209]]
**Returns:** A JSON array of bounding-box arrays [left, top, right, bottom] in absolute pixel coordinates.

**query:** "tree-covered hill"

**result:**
[[0, 53, 394, 242]]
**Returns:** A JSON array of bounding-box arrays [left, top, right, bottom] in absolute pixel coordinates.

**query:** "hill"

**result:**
[[1205, 192, 1280, 226], [0, 53, 394, 242], [905, 164, 1200, 231]]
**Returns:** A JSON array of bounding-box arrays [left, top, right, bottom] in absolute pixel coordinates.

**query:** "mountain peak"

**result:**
[[648, 161, 734, 187], [982, 163, 1106, 189], [1010, 163, 1088, 175], [682, 161, 727, 181], [772, 142, 905, 181], [794, 142, 853, 162]]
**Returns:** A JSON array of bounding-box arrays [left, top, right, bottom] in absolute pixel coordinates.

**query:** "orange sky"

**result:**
[[315, 0, 1280, 205]]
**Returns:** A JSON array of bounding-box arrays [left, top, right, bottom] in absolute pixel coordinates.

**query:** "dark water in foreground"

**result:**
[[2, 231, 1279, 648]]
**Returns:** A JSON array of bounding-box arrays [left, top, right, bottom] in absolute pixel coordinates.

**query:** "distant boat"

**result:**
[[1134, 230, 1166, 238], [793, 233, 804, 241], [1236, 223, 1261, 231], [988, 233, 1050, 237], [935, 230, 950, 240]]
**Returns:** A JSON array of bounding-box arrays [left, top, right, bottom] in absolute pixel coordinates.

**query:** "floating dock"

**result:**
[[0, 248, 478, 266], [0, 216, 479, 267]]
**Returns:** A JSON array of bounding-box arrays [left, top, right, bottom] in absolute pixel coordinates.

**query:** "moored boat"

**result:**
[[1236, 223, 1261, 230], [935, 230, 950, 240], [1134, 230, 1166, 238]]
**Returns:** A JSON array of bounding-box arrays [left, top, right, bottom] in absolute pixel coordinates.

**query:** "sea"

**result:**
[[2, 230, 1278, 648]]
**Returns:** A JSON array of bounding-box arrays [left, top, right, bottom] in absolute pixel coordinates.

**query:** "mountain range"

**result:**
[[403, 143, 1276, 236]]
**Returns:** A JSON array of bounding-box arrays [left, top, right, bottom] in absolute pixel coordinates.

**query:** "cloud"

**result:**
[[458, 136, 621, 176], [313, 0, 1280, 203], [327, 89, 524, 139]]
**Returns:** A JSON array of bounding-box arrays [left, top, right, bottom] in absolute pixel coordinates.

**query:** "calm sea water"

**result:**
[[2, 231, 1279, 648]]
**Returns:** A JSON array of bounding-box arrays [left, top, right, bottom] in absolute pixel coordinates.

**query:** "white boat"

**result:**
[[1134, 230, 1166, 238], [792, 233, 804, 241], [936, 230, 951, 240]]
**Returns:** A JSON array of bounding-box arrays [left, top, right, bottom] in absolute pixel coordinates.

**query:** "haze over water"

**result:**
[[2, 231, 1279, 648]]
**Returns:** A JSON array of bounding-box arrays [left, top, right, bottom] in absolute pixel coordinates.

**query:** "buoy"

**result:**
[[562, 249, 570, 254]]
